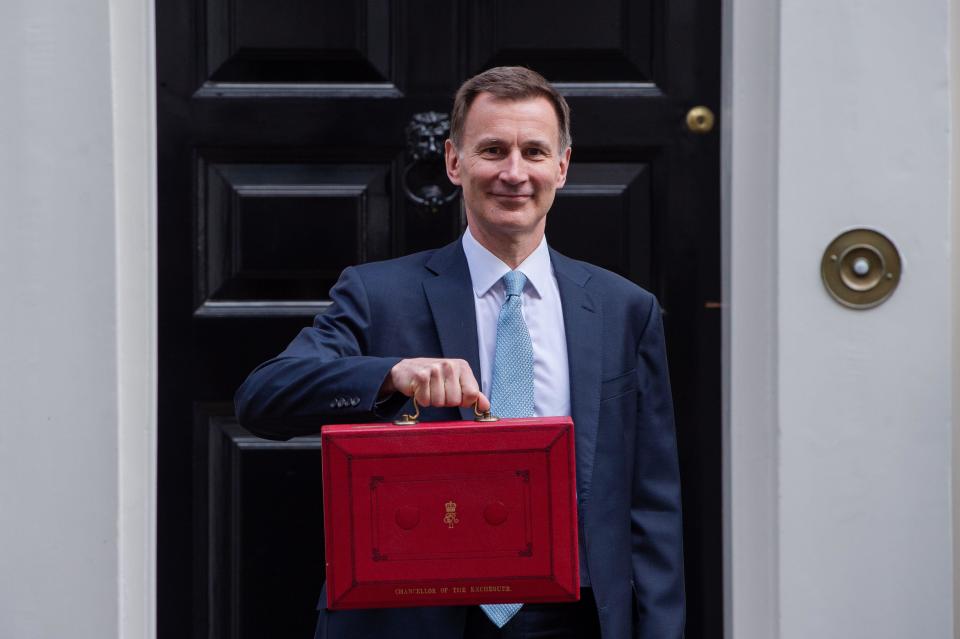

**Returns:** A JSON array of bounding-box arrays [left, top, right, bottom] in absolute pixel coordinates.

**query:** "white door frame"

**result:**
[[111, 0, 158, 635], [721, 0, 781, 636]]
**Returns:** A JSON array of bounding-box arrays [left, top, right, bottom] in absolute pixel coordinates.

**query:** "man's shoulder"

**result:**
[[350, 248, 438, 277], [336, 241, 465, 307], [348, 240, 460, 284], [550, 249, 657, 305]]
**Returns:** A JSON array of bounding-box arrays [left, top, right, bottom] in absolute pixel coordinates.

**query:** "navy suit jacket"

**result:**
[[235, 239, 684, 639]]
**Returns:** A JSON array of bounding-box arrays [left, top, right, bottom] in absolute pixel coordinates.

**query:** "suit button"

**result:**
[[329, 400, 336, 409]]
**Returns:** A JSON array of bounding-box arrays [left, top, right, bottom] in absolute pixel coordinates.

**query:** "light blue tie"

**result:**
[[489, 271, 535, 418], [481, 270, 533, 628]]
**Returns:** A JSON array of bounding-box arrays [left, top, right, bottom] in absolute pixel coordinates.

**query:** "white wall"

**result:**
[[0, 0, 156, 637], [777, 0, 953, 635], [951, 0, 960, 635], [727, 0, 956, 637]]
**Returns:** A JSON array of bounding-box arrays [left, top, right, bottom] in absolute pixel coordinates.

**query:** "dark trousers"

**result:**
[[463, 589, 601, 639]]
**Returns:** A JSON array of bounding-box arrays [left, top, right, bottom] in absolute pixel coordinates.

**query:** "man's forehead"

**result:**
[[462, 93, 561, 142]]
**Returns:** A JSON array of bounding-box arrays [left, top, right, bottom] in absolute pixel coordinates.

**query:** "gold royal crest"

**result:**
[[443, 500, 459, 528]]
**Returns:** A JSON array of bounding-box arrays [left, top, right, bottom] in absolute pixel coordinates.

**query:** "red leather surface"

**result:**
[[321, 416, 579, 610]]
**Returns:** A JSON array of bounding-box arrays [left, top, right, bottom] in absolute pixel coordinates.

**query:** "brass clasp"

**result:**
[[392, 399, 499, 425], [393, 399, 421, 425], [473, 403, 498, 422]]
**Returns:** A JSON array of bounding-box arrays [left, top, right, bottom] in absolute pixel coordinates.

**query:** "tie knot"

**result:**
[[502, 271, 527, 298]]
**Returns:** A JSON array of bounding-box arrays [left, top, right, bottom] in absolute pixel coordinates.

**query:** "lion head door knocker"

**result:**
[[403, 112, 460, 213]]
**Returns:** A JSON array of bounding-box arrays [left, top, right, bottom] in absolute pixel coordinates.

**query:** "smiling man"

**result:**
[[236, 66, 684, 639]]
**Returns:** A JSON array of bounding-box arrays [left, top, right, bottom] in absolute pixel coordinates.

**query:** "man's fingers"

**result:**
[[474, 392, 491, 413], [388, 358, 486, 410], [411, 367, 431, 406], [440, 360, 461, 406], [445, 377, 463, 407], [457, 367, 487, 411], [429, 363, 445, 406]]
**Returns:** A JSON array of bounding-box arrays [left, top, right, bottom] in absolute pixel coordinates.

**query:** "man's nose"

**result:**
[[498, 150, 527, 184]]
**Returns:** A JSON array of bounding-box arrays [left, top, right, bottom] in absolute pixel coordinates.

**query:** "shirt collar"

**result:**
[[462, 227, 552, 299]]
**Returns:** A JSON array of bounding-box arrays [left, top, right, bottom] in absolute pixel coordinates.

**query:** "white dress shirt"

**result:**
[[461, 228, 571, 418]]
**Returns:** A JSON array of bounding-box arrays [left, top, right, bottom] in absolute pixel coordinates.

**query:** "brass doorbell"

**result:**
[[821, 228, 901, 309]]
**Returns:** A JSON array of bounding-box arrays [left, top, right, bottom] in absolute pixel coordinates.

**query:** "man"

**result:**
[[235, 66, 684, 639]]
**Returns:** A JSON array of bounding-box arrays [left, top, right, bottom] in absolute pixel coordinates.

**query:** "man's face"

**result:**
[[445, 93, 571, 247]]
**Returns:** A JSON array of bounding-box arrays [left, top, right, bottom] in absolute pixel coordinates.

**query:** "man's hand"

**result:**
[[380, 358, 490, 412]]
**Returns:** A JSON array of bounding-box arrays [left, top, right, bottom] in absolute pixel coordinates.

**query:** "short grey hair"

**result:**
[[450, 66, 572, 151]]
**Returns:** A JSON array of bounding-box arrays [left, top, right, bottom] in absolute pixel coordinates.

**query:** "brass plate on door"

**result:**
[[820, 228, 901, 309]]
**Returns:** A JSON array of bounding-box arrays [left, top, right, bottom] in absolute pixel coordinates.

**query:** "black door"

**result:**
[[157, 2, 720, 637]]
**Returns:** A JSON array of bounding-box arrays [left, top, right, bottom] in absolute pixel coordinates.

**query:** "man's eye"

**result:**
[[525, 148, 546, 157], [481, 147, 503, 156]]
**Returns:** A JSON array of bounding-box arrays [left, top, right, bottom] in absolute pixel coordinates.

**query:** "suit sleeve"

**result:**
[[234, 266, 405, 440], [631, 300, 685, 638]]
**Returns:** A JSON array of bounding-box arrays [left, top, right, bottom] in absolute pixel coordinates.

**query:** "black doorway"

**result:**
[[156, 2, 721, 636]]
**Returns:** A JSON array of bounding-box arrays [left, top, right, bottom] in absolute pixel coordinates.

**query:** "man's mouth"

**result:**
[[490, 192, 532, 199]]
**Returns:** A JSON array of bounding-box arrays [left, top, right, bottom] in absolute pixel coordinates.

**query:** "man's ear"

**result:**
[[556, 145, 572, 189], [445, 139, 462, 185]]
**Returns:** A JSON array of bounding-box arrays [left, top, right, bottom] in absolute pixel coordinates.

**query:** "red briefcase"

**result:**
[[321, 405, 578, 610]]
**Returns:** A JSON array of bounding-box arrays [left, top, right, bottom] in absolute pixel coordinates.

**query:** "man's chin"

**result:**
[[487, 211, 536, 229], [479, 212, 545, 237], [491, 194, 532, 207]]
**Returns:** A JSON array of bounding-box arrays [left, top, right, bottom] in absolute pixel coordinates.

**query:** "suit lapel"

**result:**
[[550, 249, 602, 502], [422, 240, 482, 421]]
